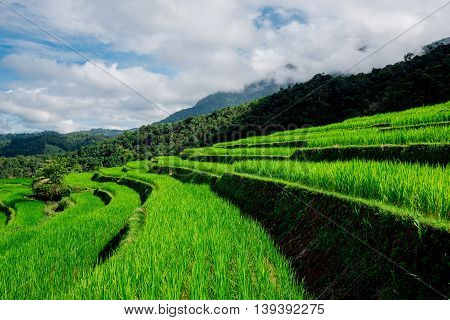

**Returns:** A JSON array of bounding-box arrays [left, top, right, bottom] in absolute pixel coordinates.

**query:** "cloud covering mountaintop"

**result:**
[[0, 0, 449, 132]]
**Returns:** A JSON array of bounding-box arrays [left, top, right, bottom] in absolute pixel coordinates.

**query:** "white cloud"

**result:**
[[0, 0, 449, 132]]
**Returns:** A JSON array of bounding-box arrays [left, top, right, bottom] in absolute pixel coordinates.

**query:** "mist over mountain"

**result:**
[[158, 79, 283, 123]]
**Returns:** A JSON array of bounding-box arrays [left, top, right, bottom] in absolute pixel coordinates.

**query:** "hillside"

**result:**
[[74, 43, 450, 169], [151, 101, 449, 298], [1, 101, 447, 299], [0, 129, 123, 157], [158, 79, 282, 123], [1, 43, 449, 177]]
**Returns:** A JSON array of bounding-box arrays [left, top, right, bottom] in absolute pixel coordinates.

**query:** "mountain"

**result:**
[[54, 42, 450, 172], [1, 42, 449, 177], [423, 37, 450, 52], [158, 79, 282, 123], [0, 129, 123, 157]]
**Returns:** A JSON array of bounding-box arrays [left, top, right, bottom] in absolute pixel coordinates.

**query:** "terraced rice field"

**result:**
[[65, 169, 304, 299], [214, 101, 450, 147], [0, 178, 44, 231], [1, 101, 448, 299], [0, 170, 304, 299], [150, 102, 449, 299]]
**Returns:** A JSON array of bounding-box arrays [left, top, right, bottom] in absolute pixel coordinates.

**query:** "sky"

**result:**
[[0, 0, 449, 133]]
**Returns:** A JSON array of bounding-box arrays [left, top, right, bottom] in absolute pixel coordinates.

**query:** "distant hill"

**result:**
[[0, 129, 123, 157], [1, 41, 449, 178], [76, 128, 124, 138], [423, 37, 450, 52], [158, 79, 282, 123], [77, 42, 450, 166]]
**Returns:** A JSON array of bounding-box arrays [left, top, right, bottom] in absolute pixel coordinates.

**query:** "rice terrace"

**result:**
[[0, 101, 448, 300], [1, 3, 450, 318]]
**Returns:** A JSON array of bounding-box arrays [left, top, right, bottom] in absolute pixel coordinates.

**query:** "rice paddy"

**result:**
[[65, 171, 304, 299], [1, 101, 449, 299], [182, 146, 297, 157], [0, 174, 141, 299], [214, 101, 450, 148]]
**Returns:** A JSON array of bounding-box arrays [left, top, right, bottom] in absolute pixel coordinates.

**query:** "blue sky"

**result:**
[[0, 26, 179, 81], [255, 6, 307, 29], [0, 0, 448, 133]]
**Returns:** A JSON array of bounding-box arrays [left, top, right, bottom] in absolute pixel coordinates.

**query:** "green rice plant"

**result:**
[[126, 160, 149, 172], [271, 101, 450, 136], [0, 191, 103, 257], [233, 160, 449, 222], [153, 156, 449, 224], [156, 156, 232, 175], [214, 101, 450, 148], [214, 122, 449, 148], [182, 147, 297, 157], [0, 179, 44, 230], [307, 126, 449, 148], [67, 171, 305, 299], [0, 178, 33, 185], [0, 173, 141, 299], [0, 212, 5, 227]]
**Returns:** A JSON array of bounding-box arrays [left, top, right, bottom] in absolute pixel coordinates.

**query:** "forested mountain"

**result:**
[[158, 79, 281, 123], [1, 42, 449, 177], [0, 129, 122, 157]]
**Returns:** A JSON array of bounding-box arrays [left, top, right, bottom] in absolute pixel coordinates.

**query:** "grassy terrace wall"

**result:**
[[0, 202, 14, 225], [154, 166, 220, 185], [93, 189, 113, 205], [213, 174, 449, 299], [291, 143, 450, 165], [92, 173, 153, 204], [186, 155, 288, 163], [379, 121, 450, 131], [221, 140, 307, 149], [153, 166, 449, 299]]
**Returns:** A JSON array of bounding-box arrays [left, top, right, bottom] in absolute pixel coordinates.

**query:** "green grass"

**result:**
[[271, 101, 450, 136], [0, 191, 102, 257], [0, 210, 6, 226], [182, 147, 297, 157], [127, 160, 149, 170], [233, 160, 449, 222], [306, 126, 449, 148], [154, 157, 449, 224], [0, 173, 141, 299], [214, 123, 449, 148], [156, 156, 232, 175], [213, 101, 450, 148], [67, 171, 305, 299], [0, 179, 44, 230]]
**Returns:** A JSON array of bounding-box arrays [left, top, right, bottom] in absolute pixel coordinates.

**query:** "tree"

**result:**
[[32, 157, 71, 201]]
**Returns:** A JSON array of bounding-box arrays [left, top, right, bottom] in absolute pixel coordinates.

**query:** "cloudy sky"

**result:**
[[0, 0, 449, 133]]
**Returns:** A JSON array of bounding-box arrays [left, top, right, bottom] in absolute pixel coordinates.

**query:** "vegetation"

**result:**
[[2, 44, 450, 179], [233, 160, 449, 221], [153, 156, 449, 224], [64, 171, 304, 299], [0, 174, 141, 299], [0, 129, 122, 157], [0, 156, 47, 179], [159, 79, 281, 123], [214, 102, 450, 147], [0, 44, 449, 300], [0, 169, 305, 299], [291, 143, 449, 165], [32, 158, 73, 201], [0, 178, 44, 230], [182, 147, 297, 157]]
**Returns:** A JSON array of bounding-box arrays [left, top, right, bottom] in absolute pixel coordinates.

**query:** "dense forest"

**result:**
[[1, 43, 449, 178], [0, 129, 123, 157]]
